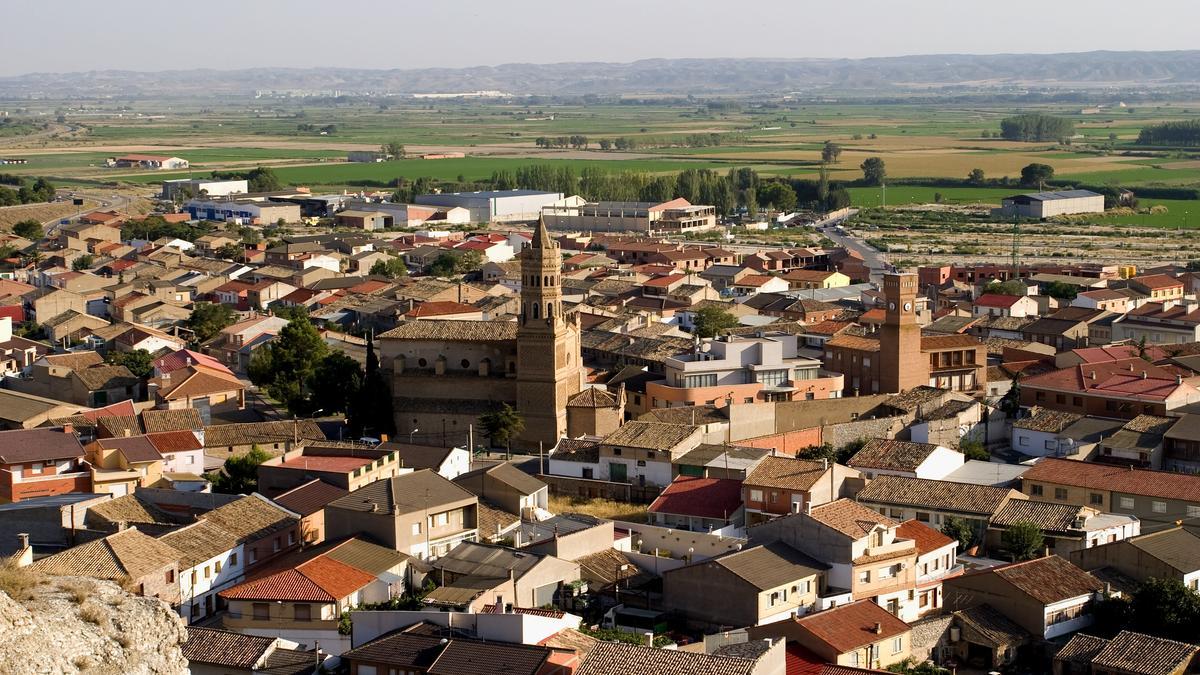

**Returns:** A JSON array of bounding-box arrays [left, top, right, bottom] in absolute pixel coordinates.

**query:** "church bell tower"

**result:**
[[516, 217, 583, 447]]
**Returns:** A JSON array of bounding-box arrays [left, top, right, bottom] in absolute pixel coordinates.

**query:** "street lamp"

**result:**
[[409, 428, 419, 444]]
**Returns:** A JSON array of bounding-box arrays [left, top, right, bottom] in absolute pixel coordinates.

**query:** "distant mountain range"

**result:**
[[5, 51, 1200, 98]]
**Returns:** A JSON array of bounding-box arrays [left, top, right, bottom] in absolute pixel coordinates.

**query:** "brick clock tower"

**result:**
[[516, 217, 584, 448], [879, 272, 926, 393]]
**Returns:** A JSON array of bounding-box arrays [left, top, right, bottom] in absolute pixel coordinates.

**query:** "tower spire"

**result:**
[[532, 214, 554, 250]]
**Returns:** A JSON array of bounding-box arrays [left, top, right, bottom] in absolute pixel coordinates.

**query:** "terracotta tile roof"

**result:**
[[857, 475, 1022, 517], [991, 500, 1089, 534], [183, 627, 274, 669], [1021, 457, 1200, 502], [972, 555, 1103, 605], [791, 600, 911, 654], [139, 407, 203, 433], [577, 641, 756, 675], [825, 334, 880, 352], [974, 293, 1023, 308], [32, 527, 180, 579], [426, 639, 551, 675], [847, 439, 942, 472], [146, 430, 201, 454], [221, 554, 376, 602], [85, 495, 180, 528], [603, 421, 696, 451], [696, 541, 828, 590], [744, 456, 831, 491], [272, 479, 349, 517], [153, 348, 229, 375], [1091, 630, 1199, 675], [954, 604, 1031, 647], [159, 519, 241, 569], [1129, 273, 1182, 290], [201, 420, 325, 448], [0, 427, 85, 464], [920, 334, 982, 351], [576, 548, 645, 588], [74, 364, 139, 391], [567, 387, 618, 408], [328, 469, 476, 514], [894, 519, 955, 555], [1056, 633, 1110, 665], [808, 498, 897, 539], [1023, 359, 1191, 401], [378, 319, 517, 342], [95, 436, 162, 463], [648, 476, 742, 520], [154, 365, 244, 401], [1012, 407, 1083, 433], [199, 494, 298, 541], [1124, 527, 1200, 573], [405, 301, 479, 318], [97, 415, 143, 438]]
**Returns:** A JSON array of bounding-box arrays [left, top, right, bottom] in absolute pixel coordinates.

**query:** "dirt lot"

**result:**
[[0, 200, 97, 232]]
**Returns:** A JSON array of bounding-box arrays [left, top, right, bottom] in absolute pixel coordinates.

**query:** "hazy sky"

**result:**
[[6, 0, 1200, 76]]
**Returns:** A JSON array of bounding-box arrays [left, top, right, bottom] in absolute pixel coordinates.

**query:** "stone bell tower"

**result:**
[[516, 217, 584, 448]]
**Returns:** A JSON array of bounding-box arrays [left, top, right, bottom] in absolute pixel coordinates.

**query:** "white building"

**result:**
[[184, 198, 300, 225], [161, 178, 248, 201], [993, 190, 1105, 220], [415, 189, 565, 223]]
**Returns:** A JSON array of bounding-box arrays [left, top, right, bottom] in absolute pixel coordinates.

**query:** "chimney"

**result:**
[[874, 622, 883, 634], [1177, 374, 1184, 385], [645, 632, 654, 647], [17, 533, 29, 549], [61, 423, 74, 435], [1141, 371, 1148, 380]]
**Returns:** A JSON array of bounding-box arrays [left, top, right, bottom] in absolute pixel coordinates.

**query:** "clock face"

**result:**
[[888, 302, 896, 311], [903, 302, 912, 312]]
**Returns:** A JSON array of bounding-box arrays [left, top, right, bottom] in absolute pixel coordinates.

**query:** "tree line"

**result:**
[[0, 175, 55, 207], [535, 133, 743, 152], [1136, 119, 1200, 147], [999, 113, 1075, 142]]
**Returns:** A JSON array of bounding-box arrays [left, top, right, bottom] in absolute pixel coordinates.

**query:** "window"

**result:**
[[769, 591, 782, 606], [203, 566, 210, 579], [636, 460, 646, 467], [1045, 440, 1056, 451], [190, 571, 197, 585], [1089, 493, 1103, 506], [252, 603, 270, 620], [681, 373, 717, 388], [849, 651, 860, 667], [1119, 496, 1135, 510], [612, 448, 622, 456], [1188, 505, 1200, 519], [878, 565, 894, 580], [1152, 500, 1167, 514], [1019, 437, 1029, 446], [858, 570, 871, 584], [230, 552, 238, 567], [892, 637, 903, 654], [435, 512, 448, 527], [582, 467, 594, 479], [294, 604, 311, 622], [1030, 484, 1044, 497], [28, 462, 42, 474], [1054, 488, 1068, 501], [757, 369, 788, 388], [750, 489, 764, 502], [287, 531, 295, 546], [273, 537, 281, 553], [916, 512, 930, 523], [412, 522, 421, 536], [165, 569, 174, 584]]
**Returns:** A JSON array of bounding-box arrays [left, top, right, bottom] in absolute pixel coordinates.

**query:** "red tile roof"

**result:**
[[146, 430, 202, 454], [1021, 359, 1191, 401], [974, 293, 1023, 308], [648, 476, 742, 521], [735, 274, 779, 288], [219, 556, 375, 602], [79, 400, 138, 422], [791, 600, 910, 654], [1130, 274, 1183, 290], [895, 519, 956, 555], [154, 349, 230, 376], [1022, 457, 1200, 502], [643, 274, 686, 288]]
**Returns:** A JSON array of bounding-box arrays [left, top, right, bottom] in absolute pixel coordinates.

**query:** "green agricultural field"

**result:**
[[114, 156, 746, 188], [847, 186, 1014, 207]]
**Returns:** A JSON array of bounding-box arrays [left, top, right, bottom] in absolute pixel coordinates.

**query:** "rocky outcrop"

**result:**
[[0, 574, 188, 674]]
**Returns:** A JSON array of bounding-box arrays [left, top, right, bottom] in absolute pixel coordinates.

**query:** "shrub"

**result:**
[[78, 602, 107, 626], [0, 559, 44, 602], [58, 578, 94, 604]]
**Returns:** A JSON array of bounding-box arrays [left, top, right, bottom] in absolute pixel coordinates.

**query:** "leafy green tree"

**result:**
[[71, 254, 94, 271], [106, 349, 154, 378], [209, 444, 271, 494], [369, 256, 409, 279], [308, 351, 363, 416], [1001, 520, 1045, 561], [692, 306, 739, 338], [821, 141, 843, 164], [350, 333, 395, 439], [381, 141, 406, 158], [1127, 578, 1200, 642], [187, 302, 237, 345], [860, 157, 886, 186], [756, 182, 798, 213], [246, 166, 282, 192], [429, 252, 461, 278], [886, 658, 950, 675], [215, 243, 242, 261], [1044, 281, 1078, 300], [248, 314, 330, 413], [479, 403, 524, 451], [999, 113, 1074, 142], [983, 279, 1027, 296], [967, 168, 986, 185], [1020, 163, 1055, 188], [941, 517, 976, 550], [12, 219, 42, 240], [958, 439, 990, 461]]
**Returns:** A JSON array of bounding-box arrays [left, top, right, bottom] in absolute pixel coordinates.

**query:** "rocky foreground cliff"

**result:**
[[0, 567, 188, 674]]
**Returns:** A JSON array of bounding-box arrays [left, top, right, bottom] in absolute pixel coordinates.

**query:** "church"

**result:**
[[377, 218, 587, 449]]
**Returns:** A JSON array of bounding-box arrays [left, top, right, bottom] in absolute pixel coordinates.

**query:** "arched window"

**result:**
[[546, 302, 553, 318], [544, 275, 550, 287], [532, 303, 540, 319]]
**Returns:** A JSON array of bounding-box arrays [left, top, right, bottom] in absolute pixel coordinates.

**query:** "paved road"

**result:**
[[818, 224, 891, 282]]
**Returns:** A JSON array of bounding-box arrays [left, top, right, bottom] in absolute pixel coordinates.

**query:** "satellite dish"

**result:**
[[700, 343, 711, 353]]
